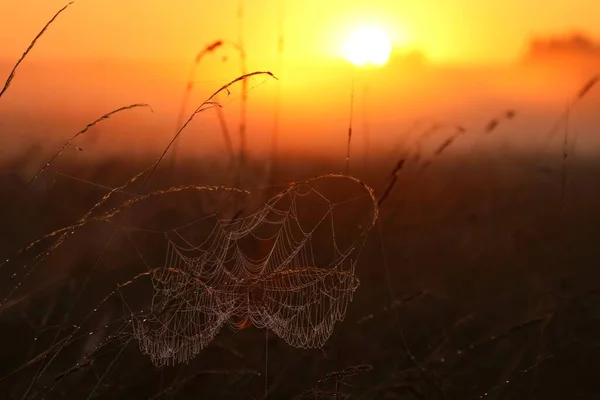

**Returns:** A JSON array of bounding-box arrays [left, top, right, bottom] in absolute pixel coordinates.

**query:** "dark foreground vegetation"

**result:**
[[1, 149, 599, 399]]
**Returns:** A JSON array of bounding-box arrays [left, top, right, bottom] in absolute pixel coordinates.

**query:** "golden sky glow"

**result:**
[[1, 0, 600, 159], [1, 0, 600, 65]]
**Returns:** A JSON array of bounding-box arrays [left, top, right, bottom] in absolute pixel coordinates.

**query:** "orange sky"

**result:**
[[1, 0, 599, 162], [1, 0, 599, 65]]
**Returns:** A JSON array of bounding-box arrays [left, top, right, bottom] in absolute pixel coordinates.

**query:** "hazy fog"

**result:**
[[1, 33, 599, 178]]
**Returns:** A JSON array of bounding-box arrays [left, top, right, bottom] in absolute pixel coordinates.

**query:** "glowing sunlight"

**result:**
[[343, 26, 392, 67]]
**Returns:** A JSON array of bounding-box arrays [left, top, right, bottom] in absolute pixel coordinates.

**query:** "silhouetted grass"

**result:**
[[140, 70, 276, 191], [0, 2, 74, 100], [28, 104, 153, 186]]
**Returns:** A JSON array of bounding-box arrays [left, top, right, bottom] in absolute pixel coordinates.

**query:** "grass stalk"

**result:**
[[0, 2, 74, 100]]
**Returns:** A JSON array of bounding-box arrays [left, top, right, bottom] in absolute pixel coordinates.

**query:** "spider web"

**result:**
[[129, 174, 378, 366], [0, 172, 377, 397]]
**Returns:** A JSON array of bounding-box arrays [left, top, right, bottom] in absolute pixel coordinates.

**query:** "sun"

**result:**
[[344, 26, 392, 67]]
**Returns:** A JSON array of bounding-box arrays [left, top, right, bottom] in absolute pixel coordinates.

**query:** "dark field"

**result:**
[[1, 145, 599, 399]]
